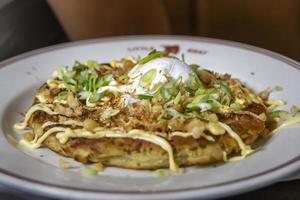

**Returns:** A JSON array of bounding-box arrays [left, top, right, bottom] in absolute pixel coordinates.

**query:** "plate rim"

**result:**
[[0, 35, 300, 199]]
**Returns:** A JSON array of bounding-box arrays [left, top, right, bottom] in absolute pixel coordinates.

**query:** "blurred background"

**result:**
[[0, 0, 299, 62]]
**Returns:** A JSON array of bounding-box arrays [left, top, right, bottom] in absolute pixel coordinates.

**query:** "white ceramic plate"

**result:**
[[0, 36, 300, 200]]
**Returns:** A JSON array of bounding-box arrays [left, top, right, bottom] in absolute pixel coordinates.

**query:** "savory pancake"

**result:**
[[15, 50, 290, 173]]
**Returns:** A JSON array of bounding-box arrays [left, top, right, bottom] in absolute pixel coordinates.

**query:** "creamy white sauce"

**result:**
[[96, 85, 132, 94], [272, 115, 300, 133], [218, 122, 252, 156], [86, 57, 197, 101], [266, 100, 286, 111], [128, 57, 195, 94], [15, 102, 269, 169], [41, 120, 83, 129], [19, 127, 67, 148], [14, 104, 57, 130], [169, 131, 215, 142]]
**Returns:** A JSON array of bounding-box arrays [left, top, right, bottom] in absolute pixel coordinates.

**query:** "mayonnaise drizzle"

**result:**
[[266, 100, 286, 111], [169, 131, 215, 142], [218, 122, 252, 157], [272, 115, 300, 133], [14, 104, 57, 130], [19, 127, 66, 148], [21, 126, 181, 172], [15, 99, 282, 169], [41, 120, 83, 129]]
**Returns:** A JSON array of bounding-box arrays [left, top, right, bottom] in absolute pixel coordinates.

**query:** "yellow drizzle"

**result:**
[[20, 126, 181, 172], [272, 115, 300, 133], [14, 104, 57, 130], [218, 122, 253, 158]]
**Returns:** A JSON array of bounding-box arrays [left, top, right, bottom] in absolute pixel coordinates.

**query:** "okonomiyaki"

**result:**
[[14, 50, 300, 173]]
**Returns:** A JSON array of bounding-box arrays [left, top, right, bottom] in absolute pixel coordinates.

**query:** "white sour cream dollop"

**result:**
[[128, 57, 195, 94]]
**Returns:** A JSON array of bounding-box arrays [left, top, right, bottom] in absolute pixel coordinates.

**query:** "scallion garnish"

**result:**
[[82, 167, 98, 176], [73, 60, 88, 71], [269, 110, 288, 118], [101, 109, 121, 120], [138, 50, 167, 65], [154, 169, 172, 177], [139, 69, 157, 88], [174, 92, 181, 104], [166, 108, 185, 119], [88, 92, 106, 103], [230, 102, 243, 111], [215, 81, 234, 105], [137, 94, 153, 100], [85, 60, 99, 68], [56, 91, 68, 101], [185, 73, 205, 91]]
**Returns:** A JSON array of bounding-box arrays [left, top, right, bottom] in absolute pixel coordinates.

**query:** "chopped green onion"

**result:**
[[154, 169, 172, 177], [97, 74, 112, 89], [54, 60, 116, 106], [56, 91, 68, 101], [85, 60, 98, 68], [184, 112, 197, 119], [117, 74, 129, 82], [190, 94, 207, 105], [137, 94, 152, 100], [101, 109, 121, 119], [190, 64, 200, 72], [73, 60, 88, 71], [195, 88, 206, 96], [186, 96, 221, 111], [219, 82, 233, 97], [184, 87, 194, 96], [167, 108, 185, 119], [77, 70, 111, 95], [89, 92, 106, 103], [57, 67, 68, 80], [65, 84, 77, 93], [230, 102, 243, 111], [174, 92, 181, 104], [174, 76, 183, 86], [161, 77, 182, 98], [269, 110, 288, 118], [138, 50, 167, 65], [215, 82, 234, 105], [57, 67, 77, 90], [83, 167, 98, 176], [151, 82, 163, 93], [139, 69, 157, 88], [206, 99, 222, 110], [160, 87, 172, 101], [185, 73, 205, 91]]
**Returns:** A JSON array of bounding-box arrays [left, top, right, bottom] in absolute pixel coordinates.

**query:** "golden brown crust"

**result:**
[[218, 113, 265, 144], [43, 134, 223, 169]]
